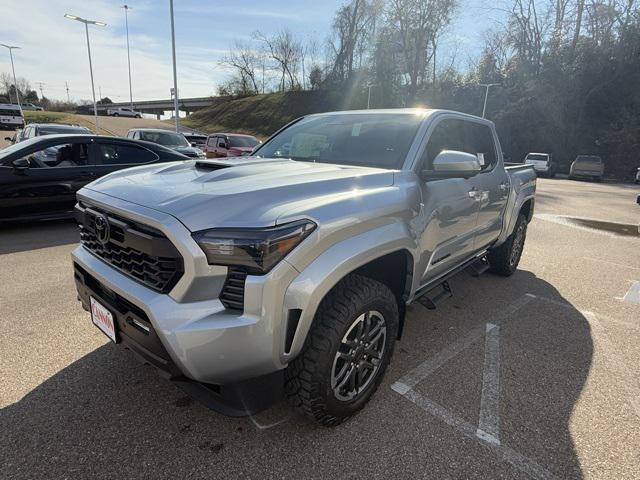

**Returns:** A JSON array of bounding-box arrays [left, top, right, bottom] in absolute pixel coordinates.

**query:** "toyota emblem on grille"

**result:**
[[94, 214, 111, 245]]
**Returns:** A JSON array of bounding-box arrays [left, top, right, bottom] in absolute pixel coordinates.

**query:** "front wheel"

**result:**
[[488, 213, 528, 276], [112, 113, 119, 117], [285, 274, 398, 426]]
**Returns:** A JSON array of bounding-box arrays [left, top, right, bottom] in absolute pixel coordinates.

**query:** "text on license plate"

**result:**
[[90, 297, 116, 342]]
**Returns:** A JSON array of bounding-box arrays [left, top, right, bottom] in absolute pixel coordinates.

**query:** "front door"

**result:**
[[416, 117, 481, 283], [0, 139, 93, 220]]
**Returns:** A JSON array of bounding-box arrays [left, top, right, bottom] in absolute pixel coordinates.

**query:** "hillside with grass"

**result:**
[[181, 90, 345, 138]]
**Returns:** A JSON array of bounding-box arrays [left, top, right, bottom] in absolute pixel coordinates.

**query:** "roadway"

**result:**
[[1, 178, 639, 479]]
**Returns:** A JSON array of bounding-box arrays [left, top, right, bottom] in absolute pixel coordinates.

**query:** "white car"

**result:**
[[106, 107, 142, 118]]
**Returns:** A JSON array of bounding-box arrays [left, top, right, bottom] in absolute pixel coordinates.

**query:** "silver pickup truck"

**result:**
[[72, 109, 536, 425]]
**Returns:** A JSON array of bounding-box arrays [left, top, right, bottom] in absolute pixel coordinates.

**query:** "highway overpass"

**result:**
[[92, 96, 222, 118]]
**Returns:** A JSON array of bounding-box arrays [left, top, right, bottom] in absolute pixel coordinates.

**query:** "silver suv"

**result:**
[[72, 109, 536, 425]]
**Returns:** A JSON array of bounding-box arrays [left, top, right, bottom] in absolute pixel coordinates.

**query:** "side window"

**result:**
[[93, 143, 158, 165], [20, 142, 90, 168], [421, 119, 466, 169], [464, 122, 496, 170], [207, 136, 217, 147], [217, 137, 227, 148]]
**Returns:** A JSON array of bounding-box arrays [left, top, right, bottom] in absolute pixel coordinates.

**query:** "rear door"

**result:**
[[416, 117, 481, 282], [205, 136, 217, 158], [464, 121, 509, 250], [88, 140, 160, 178], [0, 138, 94, 220]]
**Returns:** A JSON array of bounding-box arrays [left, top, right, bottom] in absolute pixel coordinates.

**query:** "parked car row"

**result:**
[[522, 151, 608, 182]]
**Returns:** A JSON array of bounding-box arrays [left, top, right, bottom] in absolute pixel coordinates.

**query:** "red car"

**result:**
[[204, 133, 260, 158]]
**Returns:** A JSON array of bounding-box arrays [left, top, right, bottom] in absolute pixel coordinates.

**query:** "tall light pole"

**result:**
[[479, 83, 500, 118], [122, 5, 134, 111], [169, 0, 180, 132], [0, 44, 23, 118], [65, 14, 106, 132], [366, 83, 374, 109]]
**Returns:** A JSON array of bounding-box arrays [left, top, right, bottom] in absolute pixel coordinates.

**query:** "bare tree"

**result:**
[[329, 0, 383, 81], [254, 29, 303, 91], [386, 0, 456, 98], [219, 41, 262, 95], [506, 0, 550, 75]]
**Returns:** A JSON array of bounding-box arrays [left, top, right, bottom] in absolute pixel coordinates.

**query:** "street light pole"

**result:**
[[0, 44, 23, 119], [122, 5, 134, 111], [367, 84, 373, 109], [479, 83, 500, 118], [65, 14, 106, 133], [169, 0, 180, 132]]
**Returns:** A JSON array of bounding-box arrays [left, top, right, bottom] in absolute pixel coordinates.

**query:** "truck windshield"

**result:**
[[253, 113, 424, 169]]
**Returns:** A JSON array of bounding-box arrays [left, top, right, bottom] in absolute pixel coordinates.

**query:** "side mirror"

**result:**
[[191, 142, 197, 147], [421, 150, 481, 180], [219, 143, 227, 149], [12, 158, 29, 171]]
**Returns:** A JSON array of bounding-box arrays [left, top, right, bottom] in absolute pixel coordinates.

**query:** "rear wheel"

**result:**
[[285, 274, 398, 426], [488, 213, 528, 276], [112, 113, 119, 117]]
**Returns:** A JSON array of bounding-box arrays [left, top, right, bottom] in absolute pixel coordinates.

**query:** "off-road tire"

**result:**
[[488, 213, 528, 276], [285, 274, 398, 426]]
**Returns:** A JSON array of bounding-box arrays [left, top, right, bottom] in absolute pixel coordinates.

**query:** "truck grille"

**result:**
[[76, 202, 184, 293], [220, 268, 247, 311]]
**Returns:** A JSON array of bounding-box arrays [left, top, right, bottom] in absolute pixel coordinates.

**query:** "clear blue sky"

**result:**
[[0, 0, 505, 102]]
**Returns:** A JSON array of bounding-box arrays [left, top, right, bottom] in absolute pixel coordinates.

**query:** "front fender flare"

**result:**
[[281, 223, 416, 362]]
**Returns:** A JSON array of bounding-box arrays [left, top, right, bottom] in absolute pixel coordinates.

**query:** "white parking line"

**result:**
[[622, 281, 640, 305], [583, 256, 640, 271], [477, 323, 501, 445], [403, 389, 557, 480], [392, 294, 561, 479]]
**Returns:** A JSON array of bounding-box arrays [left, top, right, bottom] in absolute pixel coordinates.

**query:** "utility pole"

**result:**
[[169, 0, 180, 132], [37, 82, 45, 100], [479, 83, 500, 118], [65, 81, 71, 103], [122, 4, 134, 110], [65, 14, 106, 132], [0, 44, 23, 118]]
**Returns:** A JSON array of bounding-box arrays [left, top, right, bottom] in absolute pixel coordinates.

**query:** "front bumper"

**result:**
[[71, 190, 299, 387]]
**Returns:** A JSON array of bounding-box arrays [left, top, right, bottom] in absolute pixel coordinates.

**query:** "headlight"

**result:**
[[193, 220, 316, 274]]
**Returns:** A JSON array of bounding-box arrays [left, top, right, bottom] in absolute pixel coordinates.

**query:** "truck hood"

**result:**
[[84, 157, 394, 232]]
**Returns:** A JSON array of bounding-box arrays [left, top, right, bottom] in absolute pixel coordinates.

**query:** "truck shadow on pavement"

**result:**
[[0, 270, 593, 479], [0, 219, 78, 255]]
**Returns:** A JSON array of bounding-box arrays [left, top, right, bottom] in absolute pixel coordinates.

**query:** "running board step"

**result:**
[[418, 281, 452, 310], [466, 256, 490, 277]]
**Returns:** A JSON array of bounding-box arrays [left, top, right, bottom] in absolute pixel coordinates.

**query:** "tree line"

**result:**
[[220, 0, 640, 179]]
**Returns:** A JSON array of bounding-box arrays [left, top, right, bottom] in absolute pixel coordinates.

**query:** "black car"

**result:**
[[20, 123, 92, 141], [0, 134, 188, 223], [126, 128, 205, 158]]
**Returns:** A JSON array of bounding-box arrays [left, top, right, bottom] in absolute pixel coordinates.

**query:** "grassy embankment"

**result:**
[[23, 111, 113, 135], [181, 90, 344, 138]]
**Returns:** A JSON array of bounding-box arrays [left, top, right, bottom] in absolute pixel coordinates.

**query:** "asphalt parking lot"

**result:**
[[1, 178, 639, 479]]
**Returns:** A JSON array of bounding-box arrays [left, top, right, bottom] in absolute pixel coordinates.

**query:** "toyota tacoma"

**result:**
[[72, 109, 536, 426]]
